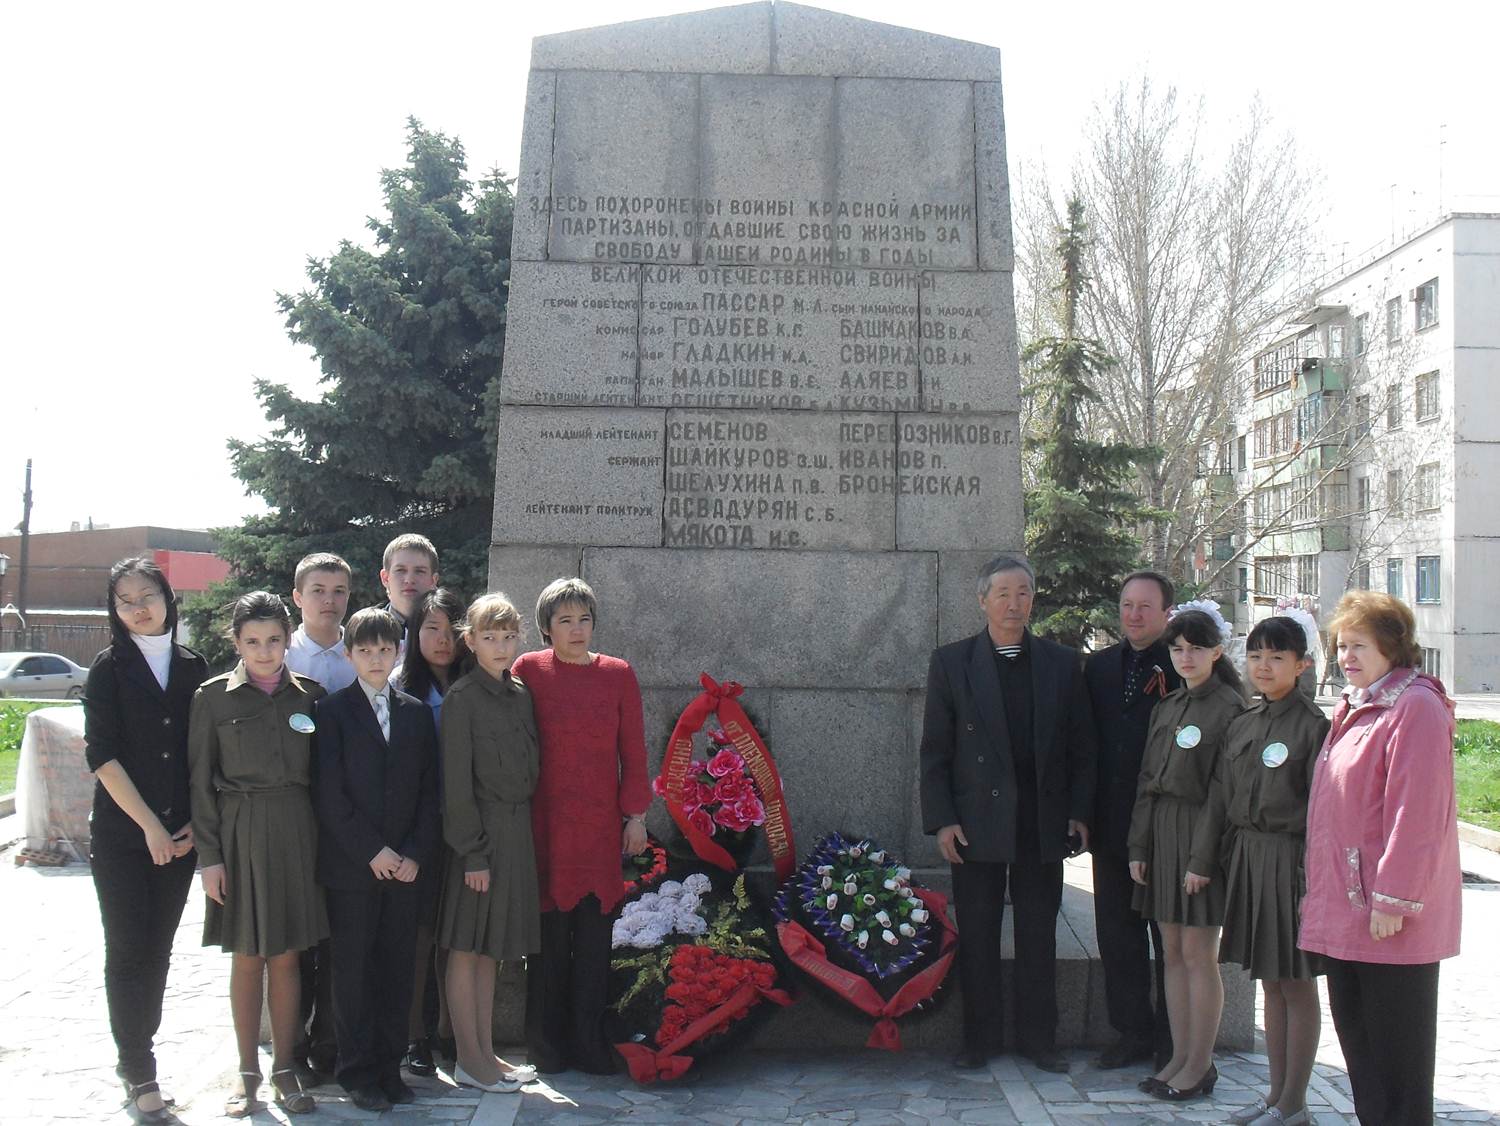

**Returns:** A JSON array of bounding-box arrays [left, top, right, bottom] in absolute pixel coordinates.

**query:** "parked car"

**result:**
[[0, 652, 88, 698]]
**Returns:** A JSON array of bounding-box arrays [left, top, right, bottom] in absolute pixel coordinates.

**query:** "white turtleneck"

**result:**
[[131, 629, 174, 690]]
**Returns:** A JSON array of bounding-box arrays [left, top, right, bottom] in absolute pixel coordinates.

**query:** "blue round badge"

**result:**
[[1261, 741, 1289, 768], [288, 713, 316, 734], [1175, 725, 1202, 749]]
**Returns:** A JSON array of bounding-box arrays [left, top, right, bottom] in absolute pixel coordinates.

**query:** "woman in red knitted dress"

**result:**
[[512, 577, 651, 1074]]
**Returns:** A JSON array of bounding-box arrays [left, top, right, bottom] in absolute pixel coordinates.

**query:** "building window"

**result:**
[[1421, 647, 1442, 677], [1416, 555, 1441, 603], [1297, 554, 1320, 597], [1386, 557, 1403, 598], [1386, 296, 1402, 342], [1291, 475, 1315, 523], [1254, 338, 1297, 396], [1415, 370, 1440, 421], [1414, 278, 1438, 331], [1354, 394, 1372, 439], [1387, 469, 1403, 515], [1356, 476, 1370, 512], [1386, 385, 1403, 429], [1354, 313, 1368, 356], [1355, 561, 1371, 590], [1257, 556, 1294, 599], [1212, 534, 1233, 561], [1416, 462, 1440, 510], [1238, 566, 1249, 604], [1236, 434, 1247, 472], [1328, 324, 1346, 358], [1321, 482, 1349, 518], [1253, 489, 1271, 529]]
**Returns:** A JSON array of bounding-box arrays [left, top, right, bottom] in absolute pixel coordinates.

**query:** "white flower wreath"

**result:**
[[611, 873, 713, 949], [1170, 598, 1233, 644]]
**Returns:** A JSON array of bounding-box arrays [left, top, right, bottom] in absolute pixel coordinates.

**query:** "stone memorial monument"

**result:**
[[492, 1, 1018, 876], [489, 1, 1252, 1052]]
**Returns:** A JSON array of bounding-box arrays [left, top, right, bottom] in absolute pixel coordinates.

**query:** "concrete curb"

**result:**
[[1458, 819, 1500, 853]]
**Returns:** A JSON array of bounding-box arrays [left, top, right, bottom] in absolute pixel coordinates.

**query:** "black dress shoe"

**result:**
[[1096, 1037, 1153, 1069], [1138, 1076, 1168, 1094], [951, 1046, 990, 1070], [1156, 1063, 1218, 1101], [1021, 1048, 1070, 1074], [379, 1075, 416, 1104], [404, 1039, 436, 1077], [349, 1085, 392, 1112]]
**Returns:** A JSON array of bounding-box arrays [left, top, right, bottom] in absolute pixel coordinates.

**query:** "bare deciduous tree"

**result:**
[[1031, 79, 1322, 572]]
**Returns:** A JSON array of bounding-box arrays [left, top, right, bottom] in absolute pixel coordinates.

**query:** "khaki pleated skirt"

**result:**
[[203, 788, 329, 957], [436, 798, 540, 960], [1132, 797, 1226, 927], [1221, 829, 1320, 980]]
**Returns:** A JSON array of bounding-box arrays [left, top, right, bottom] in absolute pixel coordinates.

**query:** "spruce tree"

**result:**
[[1024, 198, 1161, 648], [184, 119, 511, 665]]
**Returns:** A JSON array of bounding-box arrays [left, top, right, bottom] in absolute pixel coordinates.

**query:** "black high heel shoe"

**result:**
[[1136, 1075, 1168, 1095], [122, 1080, 178, 1125], [1155, 1062, 1218, 1101]]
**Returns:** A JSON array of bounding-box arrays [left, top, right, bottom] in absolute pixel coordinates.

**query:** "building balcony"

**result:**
[[1295, 356, 1349, 395]]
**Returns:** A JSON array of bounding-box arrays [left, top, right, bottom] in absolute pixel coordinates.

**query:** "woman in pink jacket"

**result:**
[[1299, 591, 1460, 1125]]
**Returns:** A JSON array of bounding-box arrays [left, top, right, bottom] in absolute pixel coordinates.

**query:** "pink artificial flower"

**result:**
[[688, 807, 716, 837], [706, 747, 743, 778], [651, 774, 668, 798], [714, 804, 753, 832], [714, 776, 750, 804], [733, 795, 766, 826], [694, 780, 719, 807]]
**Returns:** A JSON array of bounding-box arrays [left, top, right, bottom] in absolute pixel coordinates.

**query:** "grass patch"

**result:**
[[0, 700, 75, 795], [1455, 719, 1500, 832]]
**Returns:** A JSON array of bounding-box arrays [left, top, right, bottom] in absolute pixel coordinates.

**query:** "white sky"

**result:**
[[3, 0, 1496, 534]]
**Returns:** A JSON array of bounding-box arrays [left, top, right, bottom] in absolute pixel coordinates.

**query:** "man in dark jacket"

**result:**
[[919, 554, 1097, 1073], [1083, 571, 1180, 1069]]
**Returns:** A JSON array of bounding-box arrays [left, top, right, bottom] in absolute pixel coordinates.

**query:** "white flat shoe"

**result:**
[[1229, 1098, 1270, 1123], [502, 1064, 537, 1084], [1250, 1109, 1311, 1126], [453, 1065, 522, 1093]]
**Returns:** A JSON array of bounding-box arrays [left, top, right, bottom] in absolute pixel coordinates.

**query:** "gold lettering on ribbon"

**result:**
[[725, 719, 793, 867]]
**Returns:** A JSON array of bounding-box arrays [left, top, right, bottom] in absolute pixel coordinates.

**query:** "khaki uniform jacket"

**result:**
[[1196, 690, 1329, 871], [441, 667, 540, 874], [1127, 677, 1245, 871], [188, 665, 326, 868]]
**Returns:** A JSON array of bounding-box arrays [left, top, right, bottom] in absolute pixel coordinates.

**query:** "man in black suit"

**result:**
[[1083, 571, 1180, 1069], [919, 554, 1096, 1073], [314, 608, 440, 1112]]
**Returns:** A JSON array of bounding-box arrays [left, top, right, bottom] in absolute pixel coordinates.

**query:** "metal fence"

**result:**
[[0, 624, 113, 667]]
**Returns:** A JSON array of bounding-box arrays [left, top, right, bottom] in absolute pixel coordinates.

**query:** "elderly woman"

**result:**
[[512, 577, 651, 1075], [1299, 591, 1461, 1125]]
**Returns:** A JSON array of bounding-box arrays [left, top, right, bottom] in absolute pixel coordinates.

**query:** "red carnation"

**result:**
[[714, 804, 752, 832], [732, 795, 766, 825], [714, 776, 750, 804]]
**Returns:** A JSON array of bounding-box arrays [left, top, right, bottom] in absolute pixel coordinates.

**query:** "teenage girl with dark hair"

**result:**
[[1192, 616, 1329, 1126], [188, 591, 327, 1117], [1128, 607, 1245, 1102], [84, 558, 208, 1124], [392, 587, 469, 1073]]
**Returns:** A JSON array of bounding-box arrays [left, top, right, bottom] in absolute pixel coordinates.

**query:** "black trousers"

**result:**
[[1092, 848, 1170, 1051], [951, 858, 1063, 1056], [296, 938, 338, 1070], [325, 883, 421, 1090], [1323, 956, 1439, 1125], [526, 896, 614, 1072], [91, 841, 196, 1085]]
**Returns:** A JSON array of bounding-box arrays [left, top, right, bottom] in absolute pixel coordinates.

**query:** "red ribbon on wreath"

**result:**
[[615, 977, 793, 1083], [661, 673, 796, 881], [775, 888, 959, 1051]]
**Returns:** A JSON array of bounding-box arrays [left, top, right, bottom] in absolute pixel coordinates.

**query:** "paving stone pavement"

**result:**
[[2, 820, 1497, 1125]]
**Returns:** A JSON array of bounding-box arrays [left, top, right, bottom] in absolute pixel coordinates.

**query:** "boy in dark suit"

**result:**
[[315, 608, 440, 1111]]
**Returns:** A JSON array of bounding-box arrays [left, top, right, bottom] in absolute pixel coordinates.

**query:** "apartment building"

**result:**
[[1200, 213, 1500, 691]]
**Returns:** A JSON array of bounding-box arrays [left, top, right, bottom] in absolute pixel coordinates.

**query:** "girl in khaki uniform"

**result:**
[[189, 592, 327, 1117], [1191, 616, 1329, 1126], [1128, 608, 1246, 1102], [437, 593, 541, 1093]]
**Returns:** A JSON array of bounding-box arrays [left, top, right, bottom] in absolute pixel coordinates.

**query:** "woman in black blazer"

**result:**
[[83, 558, 208, 1124]]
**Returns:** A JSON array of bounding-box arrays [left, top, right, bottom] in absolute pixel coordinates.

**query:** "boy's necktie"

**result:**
[[374, 693, 390, 742]]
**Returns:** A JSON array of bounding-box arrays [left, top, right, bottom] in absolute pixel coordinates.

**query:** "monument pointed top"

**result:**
[[530, 1, 1001, 81]]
